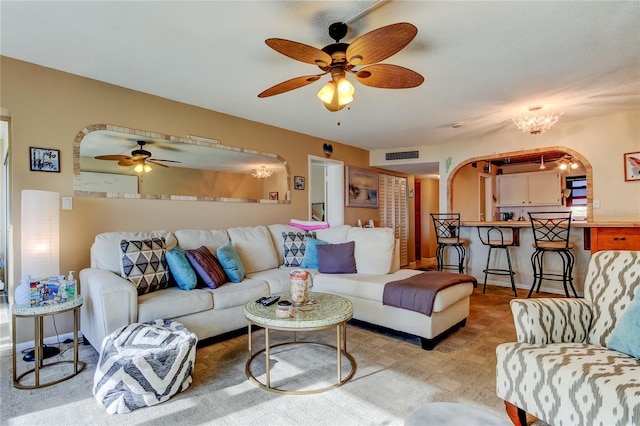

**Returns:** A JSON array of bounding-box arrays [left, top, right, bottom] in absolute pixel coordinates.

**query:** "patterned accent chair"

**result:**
[[496, 251, 640, 426]]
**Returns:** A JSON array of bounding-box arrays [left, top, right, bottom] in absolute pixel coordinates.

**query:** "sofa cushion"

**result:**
[[120, 237, 170, 296], [282, 232, 308, 267], [248, 267, 320, 294], [607, 292, 640, 358], [317, 241, 357, 274], [137, 287, 213, 323], [300, 237, 329, 269], [209, 278, 268, 310], [185, 246, 228, 289], [174, 229, 229, 252], [227, 226, 279, 273], [92, 230, 174, 273], [313, 269, 472, 313], [216, 241, 246, 283], [347, 227, 395, 274], [165, 247, 197, 291], [315, 225, 351, 244]]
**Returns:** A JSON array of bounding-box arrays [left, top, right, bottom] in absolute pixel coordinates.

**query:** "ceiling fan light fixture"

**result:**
[[317, 81, 336, 104], [513, 106, 562, 135], [134, 161, 152, 173]]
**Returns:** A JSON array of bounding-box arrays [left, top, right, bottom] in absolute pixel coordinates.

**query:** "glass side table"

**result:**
[[12, 296, 86, 389]]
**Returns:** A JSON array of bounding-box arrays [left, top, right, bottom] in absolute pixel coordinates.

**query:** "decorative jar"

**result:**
[[289, 269, 309, 306]]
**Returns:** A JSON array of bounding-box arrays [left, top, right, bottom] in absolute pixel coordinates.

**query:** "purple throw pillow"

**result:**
[[317, 241, 357, 274], [185, 246, 228, 289]]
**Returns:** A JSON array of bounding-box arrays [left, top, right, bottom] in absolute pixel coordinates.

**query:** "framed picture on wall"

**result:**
[[29, 147, 60, 172], [346, 166, 378, 208], [294, 176, 305, 190], [624, 151, 640, 181]]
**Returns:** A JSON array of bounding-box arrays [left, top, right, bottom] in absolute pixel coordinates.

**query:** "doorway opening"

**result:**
[[308, 156, 344, 226]]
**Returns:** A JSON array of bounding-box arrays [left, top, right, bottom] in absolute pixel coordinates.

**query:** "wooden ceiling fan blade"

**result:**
[[258, 74, 325, 98], [265, 38, 332, 67], [152, 158, 181, 163], [346, 23, 418, 66], [118, 159, 136, 166], [95, 154, 129, 161], [148, 160, 169, 168], [355, 64, 424, 88]]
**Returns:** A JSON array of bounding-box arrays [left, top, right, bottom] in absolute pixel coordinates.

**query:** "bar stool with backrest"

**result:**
[[528, 211, 577, 298], [430, 213, 467, 274], [476, 226, 518, 297]]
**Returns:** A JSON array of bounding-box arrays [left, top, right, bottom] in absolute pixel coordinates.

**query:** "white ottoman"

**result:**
[[93, 319, 198, 414], [405, 402, 510, 426]]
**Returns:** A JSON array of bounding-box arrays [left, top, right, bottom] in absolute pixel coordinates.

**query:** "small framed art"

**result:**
[[624, 151, 640, 181], [294, 176, 305, 190], [30, 147, 60, 172], [269, 191, 279, 200], [346, 166, 378, 208]]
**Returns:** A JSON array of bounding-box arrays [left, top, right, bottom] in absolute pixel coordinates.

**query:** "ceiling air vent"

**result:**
[[385, 150, 419, 161]]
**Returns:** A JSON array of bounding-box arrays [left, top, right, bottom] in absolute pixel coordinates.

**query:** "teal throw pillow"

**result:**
[[300, 237, 329, 269], [216, 241, 246, 283], [607, 294, 640, 358], [165, 247, 197, 290]]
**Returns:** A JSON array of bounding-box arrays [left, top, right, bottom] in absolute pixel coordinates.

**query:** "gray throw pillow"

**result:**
[[317, 241, 357, 274]]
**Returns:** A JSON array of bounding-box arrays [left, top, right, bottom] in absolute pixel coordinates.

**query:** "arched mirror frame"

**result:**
[[447, 146, 593, 221], [73, 124, 291, 203]]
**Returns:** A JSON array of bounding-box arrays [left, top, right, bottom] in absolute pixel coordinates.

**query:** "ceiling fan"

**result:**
[[95, 140, 181, 173], [258, 22, 424, 112]]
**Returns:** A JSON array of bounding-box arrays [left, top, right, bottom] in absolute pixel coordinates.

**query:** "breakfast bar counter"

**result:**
[[457, 221, 640, 296]]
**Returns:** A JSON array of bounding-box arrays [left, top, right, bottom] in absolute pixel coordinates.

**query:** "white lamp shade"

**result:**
[[21, 190, 60, 279]]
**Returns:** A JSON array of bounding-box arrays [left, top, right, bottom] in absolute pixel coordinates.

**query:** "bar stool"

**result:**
[[528, 211, 577, 298], [477, 226, 517, 297], [430, 213, 467, 274]]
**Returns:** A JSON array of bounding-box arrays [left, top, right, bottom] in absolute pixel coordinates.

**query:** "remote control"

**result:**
[[255, 296, 267, 304], [260, 295, 280, 306]]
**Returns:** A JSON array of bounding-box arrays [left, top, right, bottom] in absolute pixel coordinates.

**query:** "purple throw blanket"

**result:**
[[383, 271, 477, 316]]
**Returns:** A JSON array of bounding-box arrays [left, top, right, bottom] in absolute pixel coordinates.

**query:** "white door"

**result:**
[[379, 174, 408, 266]]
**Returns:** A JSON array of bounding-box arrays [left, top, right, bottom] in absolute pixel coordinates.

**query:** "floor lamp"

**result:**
[[20, 190, 60, 359]]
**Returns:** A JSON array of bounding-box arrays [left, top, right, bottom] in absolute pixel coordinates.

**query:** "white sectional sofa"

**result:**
[[80, 224, 474, 351]]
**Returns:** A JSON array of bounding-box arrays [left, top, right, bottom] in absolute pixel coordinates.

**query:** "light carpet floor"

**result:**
[[1, 286, 541, 425]]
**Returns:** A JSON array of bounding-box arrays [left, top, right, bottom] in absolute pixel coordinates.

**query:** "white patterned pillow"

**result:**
[[120, 237, 170, 295], [282, 232, 310, 267]]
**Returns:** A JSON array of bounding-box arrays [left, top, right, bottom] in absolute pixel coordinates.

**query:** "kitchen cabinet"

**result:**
[[497, 171, 561, 207]]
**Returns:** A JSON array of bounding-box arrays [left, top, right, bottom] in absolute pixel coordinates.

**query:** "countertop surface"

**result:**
[[461, 221, 640, 228]]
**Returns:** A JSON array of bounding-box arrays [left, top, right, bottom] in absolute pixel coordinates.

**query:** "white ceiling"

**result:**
[[2, 1, 639, 161]]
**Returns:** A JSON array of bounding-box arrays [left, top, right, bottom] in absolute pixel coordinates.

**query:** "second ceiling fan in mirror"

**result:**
[[258, 22, 424, 111], [95, 140, 181, 173]]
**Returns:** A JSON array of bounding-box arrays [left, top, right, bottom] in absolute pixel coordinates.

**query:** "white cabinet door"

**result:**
[[497, 171, 561, 207], [497, 174, 527, 206], [528, 171, 561, 205]]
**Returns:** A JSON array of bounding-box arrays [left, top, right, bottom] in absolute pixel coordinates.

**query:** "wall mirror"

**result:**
[[74, 125, 290, 203]]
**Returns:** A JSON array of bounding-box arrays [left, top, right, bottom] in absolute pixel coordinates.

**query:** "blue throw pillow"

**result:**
[[300, 237, 329, 269], [607, 294, 640, 358], [165, 247, 197, 290], [216, 241, 246, 283]]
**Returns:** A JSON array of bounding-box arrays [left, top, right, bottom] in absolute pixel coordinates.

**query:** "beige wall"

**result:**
[[1, 57, 375, 341], [371, 109, 640, 222]]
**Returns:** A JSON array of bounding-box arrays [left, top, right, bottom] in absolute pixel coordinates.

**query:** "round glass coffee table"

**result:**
[[244, 291, 356, 395]]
